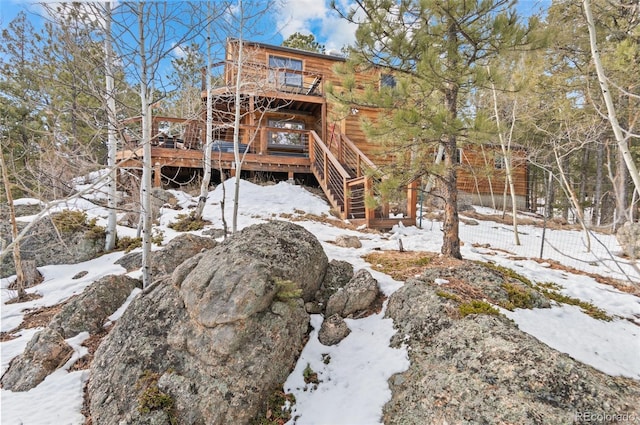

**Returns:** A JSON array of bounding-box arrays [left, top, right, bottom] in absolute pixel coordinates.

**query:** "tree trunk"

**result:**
[[583, 0, 640, 207], [104, 1, 118, 251], [614, 146, 628, 228], [594, 140, 604, 225], [441, 91, 461, 259], [194, 11, 214, 221], [138, 3, 153, 288], [489, 77, 520, 245], [232, 1, 245, 234], [1, 146, 26, 299], [579, 145, 590, 223]]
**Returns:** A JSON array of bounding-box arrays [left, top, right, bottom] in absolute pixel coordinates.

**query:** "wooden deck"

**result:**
[[117, 146, 311, 186]]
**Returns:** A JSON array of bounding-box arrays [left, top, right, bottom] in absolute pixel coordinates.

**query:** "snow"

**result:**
[[1, 177, 639, 424]]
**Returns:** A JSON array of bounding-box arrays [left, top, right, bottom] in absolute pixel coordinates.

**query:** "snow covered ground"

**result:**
[[1, 178, 639, 424]]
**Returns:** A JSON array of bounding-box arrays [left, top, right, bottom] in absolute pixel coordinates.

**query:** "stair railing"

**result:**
[[309, 131, 352, 215]]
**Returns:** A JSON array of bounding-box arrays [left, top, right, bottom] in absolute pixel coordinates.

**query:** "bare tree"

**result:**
[[583, 0, 640, 205], [109, 2, 207, 287], [1, 136, 26, 298], [104, 1, 118, 251]]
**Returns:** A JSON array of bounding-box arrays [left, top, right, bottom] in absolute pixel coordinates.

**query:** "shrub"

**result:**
[[51, 210, 106, 240], [458, 300, 500, 317], [275, 278, 302, 305], [117, 236, 142, 253], [168, 213, 210, 232], [502, 282, 536, 310], [136, 371, 175, 421]]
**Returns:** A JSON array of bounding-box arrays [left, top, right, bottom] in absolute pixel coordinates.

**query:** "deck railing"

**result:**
[[213, 60, 324, 97]]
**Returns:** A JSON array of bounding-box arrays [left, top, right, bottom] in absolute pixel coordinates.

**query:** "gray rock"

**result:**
[[49, 274, 140, 338], [0, 328, 73, 391], [325, 269, 380, 318], [318, 314, 351, 346], [153, 233, 217, 276], [382, 273, 640, 425], [114, 251, 142, 272], [116, 234, 217, 275], [419, 262, 550, 310], [1, 212, 105, 278], [315, 260, 354, 306], [616, 221, 640, 259], [202, 228, 226, 239], [335, 234, 362, 248], [88, 222, 323, 425]]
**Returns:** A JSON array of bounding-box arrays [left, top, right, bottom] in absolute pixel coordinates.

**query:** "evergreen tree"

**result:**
[[282, 32, 325, 53], [333, 0, 537, 258]]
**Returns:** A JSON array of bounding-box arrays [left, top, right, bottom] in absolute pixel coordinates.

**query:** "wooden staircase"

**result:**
[[308, 130, 417, 230]]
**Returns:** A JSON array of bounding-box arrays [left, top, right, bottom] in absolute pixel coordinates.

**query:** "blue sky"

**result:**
[[1, 0, 551, 56]]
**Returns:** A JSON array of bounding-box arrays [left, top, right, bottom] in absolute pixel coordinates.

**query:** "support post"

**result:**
[[407, 179, 418, 219], [153, 162, 162, 187], [365, 177, 374, 227]]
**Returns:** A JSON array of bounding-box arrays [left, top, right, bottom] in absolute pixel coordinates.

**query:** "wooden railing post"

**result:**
[[153, 162, 162, 188], [259, 128, 267, 154], [343, 178, 349, 218], [323, 152, 328, 187], [364, 176, 374, 227], [407, 179, 418, 220], [308, 131, 315, 163]]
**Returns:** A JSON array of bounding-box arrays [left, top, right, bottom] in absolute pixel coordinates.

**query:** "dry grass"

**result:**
[[0, 302, 64, 342], [70, 328, 111, 372], [527, 257, 640, 296], [363, 250, 464, 281]]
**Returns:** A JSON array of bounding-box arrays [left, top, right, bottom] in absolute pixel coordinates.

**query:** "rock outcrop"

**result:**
[[0, 328, 73, 392], [1, 211, 105, 278], [88, 221, 327, 425], [1, 274, 139, 391], [115, 233, 217, 275], [50, 275, 141, 338], [382, 265, 640, 425]]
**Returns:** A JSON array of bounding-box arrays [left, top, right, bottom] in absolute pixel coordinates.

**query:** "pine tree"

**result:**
[[333, 0, 537, 258], [282, 32, 325, 54]]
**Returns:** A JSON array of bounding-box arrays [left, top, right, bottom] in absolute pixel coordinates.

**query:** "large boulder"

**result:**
[[382, 268, 640, 424], [88, 221, 327, 425], [0, 328, 73, 392], [1, 211, 105, 278]]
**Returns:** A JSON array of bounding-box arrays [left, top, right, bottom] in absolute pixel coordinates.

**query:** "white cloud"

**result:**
[[277, 0, 360, 51]]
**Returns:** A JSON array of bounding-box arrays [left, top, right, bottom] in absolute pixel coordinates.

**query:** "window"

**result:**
[[268, 119, 305, 146], [269, 55, 303, 87], [381, 73, 396, 89], [495, 155, 505, 169]]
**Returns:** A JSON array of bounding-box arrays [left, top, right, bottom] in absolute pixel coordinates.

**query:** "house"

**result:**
[[116, 39, 528, 229]]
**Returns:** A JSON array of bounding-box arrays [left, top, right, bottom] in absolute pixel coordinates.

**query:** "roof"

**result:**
[[226, 38, 347, 62]]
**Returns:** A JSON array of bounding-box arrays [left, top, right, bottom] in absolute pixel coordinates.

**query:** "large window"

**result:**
[[381, 73, 396, 89], [268, 119, 305, 146], [269, 55, 303, 87]]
